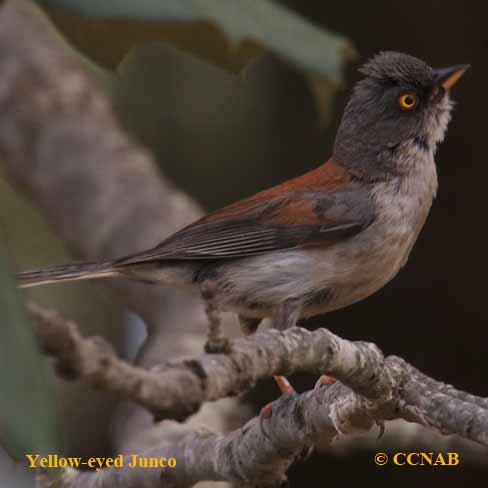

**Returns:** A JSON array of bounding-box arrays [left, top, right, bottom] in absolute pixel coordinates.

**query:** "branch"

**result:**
[[29, 302, 392, 421], [29, 302, 488, 487]]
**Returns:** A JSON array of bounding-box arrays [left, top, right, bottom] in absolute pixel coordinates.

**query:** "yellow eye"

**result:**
[[399, 93, 418, 110]]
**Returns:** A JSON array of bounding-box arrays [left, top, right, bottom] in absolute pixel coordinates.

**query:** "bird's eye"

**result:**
[[398, 93, 418, 110]]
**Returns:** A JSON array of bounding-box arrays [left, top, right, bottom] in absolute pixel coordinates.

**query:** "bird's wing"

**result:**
[[115, 160, 375, 264]]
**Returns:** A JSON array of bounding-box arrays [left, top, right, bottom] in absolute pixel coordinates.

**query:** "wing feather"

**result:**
[[114, 161, 376, 265]]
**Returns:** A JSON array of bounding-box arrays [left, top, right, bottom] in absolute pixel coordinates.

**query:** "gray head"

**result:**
[[333, 51, 469, 180]]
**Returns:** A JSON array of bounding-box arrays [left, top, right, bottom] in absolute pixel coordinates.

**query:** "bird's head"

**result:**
[[333, 51, 469, 180]]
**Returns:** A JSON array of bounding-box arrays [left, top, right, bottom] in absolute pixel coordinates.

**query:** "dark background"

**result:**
[[287, 0, 488, 484], [7, 0, 487, 485]]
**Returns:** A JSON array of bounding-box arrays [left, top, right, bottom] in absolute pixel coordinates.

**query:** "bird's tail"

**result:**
[[16, 261, 120, 288]]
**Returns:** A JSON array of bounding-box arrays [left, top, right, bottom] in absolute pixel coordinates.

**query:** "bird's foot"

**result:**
[[259, 375, 297, 440], [260, 376, 314, 462], [273, 375, 296, 396], [260, 376, 297, 419], [313, 374, 337, 404]]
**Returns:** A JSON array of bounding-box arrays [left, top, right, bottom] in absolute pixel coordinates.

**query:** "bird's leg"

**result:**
[[260, 300, 316, 459], [270, 299, 302, 396], [271, 299, 303, 331], [260, 300, 302, 421], [315, 374, 337, 389], [313, 373, 337, 405], [201, 279, 230, 353], [239, 314, 282, 424], [238, 311, 298, 417], [272, 375, 296, 396], [242, 304, 313, 461]]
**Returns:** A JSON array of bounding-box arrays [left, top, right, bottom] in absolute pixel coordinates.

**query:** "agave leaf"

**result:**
[[38, 0, 355, 83]]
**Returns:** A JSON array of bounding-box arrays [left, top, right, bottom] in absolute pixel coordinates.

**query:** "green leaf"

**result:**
[[37, 0, 354, 83], [0, 235, 60, 462], [27, 0, 351, 210]]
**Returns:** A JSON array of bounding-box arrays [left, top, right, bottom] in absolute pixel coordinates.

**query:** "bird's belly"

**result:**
[[213, 226, 414, 319], [305, 228, 413, 315]]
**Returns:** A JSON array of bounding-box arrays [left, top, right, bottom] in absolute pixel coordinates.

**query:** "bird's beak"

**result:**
[[433, 64, 470, 90]]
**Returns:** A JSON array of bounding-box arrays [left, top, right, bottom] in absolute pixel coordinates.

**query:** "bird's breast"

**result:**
[[209, 155, 438, 319], [313, 156, 438, 313]]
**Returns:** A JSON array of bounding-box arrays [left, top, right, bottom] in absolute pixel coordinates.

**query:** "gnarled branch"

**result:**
[[30, 301, 488, 487]]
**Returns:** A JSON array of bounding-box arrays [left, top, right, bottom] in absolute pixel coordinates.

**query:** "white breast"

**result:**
[[314, 146, 438, 314]]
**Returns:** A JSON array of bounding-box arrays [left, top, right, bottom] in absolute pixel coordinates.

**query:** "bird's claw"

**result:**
[[259, 376, 296, 442], [313, 374, 336, 404], [273, 375, 296, 396], [259, 402, 274, 441]]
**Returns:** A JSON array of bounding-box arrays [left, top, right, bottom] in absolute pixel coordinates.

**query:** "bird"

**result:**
[[18, 51, 468, 398]]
